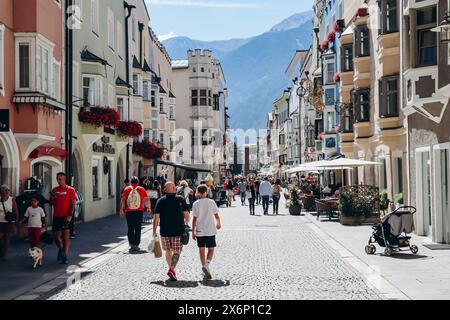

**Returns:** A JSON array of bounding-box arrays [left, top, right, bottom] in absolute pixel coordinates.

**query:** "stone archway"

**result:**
[[0, 131, 20, 195]]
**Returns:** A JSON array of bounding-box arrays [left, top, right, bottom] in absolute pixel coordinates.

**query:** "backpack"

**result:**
[[126, 187, 141, 210]]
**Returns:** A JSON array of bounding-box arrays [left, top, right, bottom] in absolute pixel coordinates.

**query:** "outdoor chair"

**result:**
[[315, 199, 338, 221], [302, 195, 316, 212]]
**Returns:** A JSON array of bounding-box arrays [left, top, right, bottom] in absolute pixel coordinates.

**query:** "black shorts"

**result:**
[[196, 236, 217, 248], [53, 217, 70, 232]]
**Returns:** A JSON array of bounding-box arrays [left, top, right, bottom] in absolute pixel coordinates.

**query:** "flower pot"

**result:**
[[289, 204, 302, 216]]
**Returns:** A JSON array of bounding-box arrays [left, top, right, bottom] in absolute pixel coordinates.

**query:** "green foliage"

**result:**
[[394, 193, 404, 205], [339, 189, 376, 218], [380, 189, 389, 210]]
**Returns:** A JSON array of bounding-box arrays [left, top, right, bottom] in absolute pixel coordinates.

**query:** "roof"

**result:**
[[143, 60, 154, 73], [151, 75, 161, 85], [133, 56, 141, 69], [172, 60, 189, 69], [116, 77, 131, 88], [159, 84, 167, 94], [341, 25, 354, 36], [169, 91, 176, 98], [81, 49, 111, 66], [285, 50, 309, 77]]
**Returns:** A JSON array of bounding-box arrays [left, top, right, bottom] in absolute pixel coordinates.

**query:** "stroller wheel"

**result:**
[[365, 245, 376, 255], [384, 247, 393, 257], [410, 245, 419, 254]]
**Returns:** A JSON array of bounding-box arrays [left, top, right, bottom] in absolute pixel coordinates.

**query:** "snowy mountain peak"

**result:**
[[270, 11, 313, 33]]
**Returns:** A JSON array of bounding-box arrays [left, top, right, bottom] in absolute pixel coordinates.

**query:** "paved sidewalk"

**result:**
[[0, 214, 136, 300], [304, 211, 450, 300]]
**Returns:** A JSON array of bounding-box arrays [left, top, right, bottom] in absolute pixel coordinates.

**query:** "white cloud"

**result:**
[[146, 0, 267, 9], [158, 32, 178, 41]]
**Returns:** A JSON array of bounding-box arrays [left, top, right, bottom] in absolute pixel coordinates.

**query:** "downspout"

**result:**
[[65, 0, 74, 180], [138, 22, 144, 67], [124, 1, 136, 180]]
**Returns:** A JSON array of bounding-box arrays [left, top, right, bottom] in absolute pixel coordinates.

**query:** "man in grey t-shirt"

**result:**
[[237, 179, 248, 206]]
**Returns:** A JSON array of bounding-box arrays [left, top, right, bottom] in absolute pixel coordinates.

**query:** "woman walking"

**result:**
[[0, 185, 19, 261], [272, 179, 282, 215], [247, 179, 257, 215]]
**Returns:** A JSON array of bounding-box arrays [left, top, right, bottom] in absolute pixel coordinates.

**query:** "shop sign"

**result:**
[[0, 110, 10, 132], [93, 136, 115, 154]]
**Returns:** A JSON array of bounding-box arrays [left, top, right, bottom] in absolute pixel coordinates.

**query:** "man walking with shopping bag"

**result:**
[[153, 182, 190, 281], [120, 177, 151, 253]]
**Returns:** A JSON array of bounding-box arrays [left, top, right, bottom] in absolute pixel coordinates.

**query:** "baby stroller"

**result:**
[[365, 206, 419, 256]]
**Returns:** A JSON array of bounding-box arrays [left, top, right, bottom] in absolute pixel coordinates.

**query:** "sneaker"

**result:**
[[202, 262, 212, 280], [167, 267, 177, 281], [57, 249, 63, 261], [60, 255, 68, 265]]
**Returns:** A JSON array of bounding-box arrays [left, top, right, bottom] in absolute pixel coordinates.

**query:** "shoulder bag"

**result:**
[[1, 200, 16, 223]]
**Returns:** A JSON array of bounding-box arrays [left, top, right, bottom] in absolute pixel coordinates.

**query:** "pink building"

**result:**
[[0, 0, 65, 200]]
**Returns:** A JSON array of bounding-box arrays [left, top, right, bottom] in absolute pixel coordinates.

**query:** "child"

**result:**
[[191, 184, 221, 280], [20, 197, 47, 248]]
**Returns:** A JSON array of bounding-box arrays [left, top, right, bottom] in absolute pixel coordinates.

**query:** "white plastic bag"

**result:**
[[148, 233, 159, 252]]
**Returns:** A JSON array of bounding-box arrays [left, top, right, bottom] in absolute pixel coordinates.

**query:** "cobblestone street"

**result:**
[[50, 199, 383, 300]]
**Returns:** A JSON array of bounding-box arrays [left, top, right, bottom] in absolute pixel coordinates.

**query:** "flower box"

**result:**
[[118, 121, 143, 138], [78, 106, 120, 128], [132, 140, 164, 159]]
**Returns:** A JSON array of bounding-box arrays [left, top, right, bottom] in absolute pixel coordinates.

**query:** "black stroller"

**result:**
[[365, 206, 419, 256]]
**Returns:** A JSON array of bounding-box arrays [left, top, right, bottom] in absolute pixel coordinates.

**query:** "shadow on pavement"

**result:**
[[381, 253, 430, 260], [201, 279, 231, 288], [151, 280, 200, 288]]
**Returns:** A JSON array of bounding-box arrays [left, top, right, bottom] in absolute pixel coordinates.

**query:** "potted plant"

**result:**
[[288, 187, 302, 216], [394, 193, 404, 209], [379, 189, 389, 211], [339, 187, 381, 226]]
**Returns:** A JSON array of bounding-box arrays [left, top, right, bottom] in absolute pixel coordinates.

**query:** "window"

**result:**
[[342, 104, 354, 132], [92, 158, 100, 199], [160, 97, 164, 113], [91, 0, 99, 35], [117, 22, 123, 58], [0, 24, 4, 94], [144, 129, 151, 141], [341, 44, 353, 72], [117, 97, 124, 119], [143, 80, 149, 101], [151, 90, 156, 107], [200, 89, 207, 106], [133, 74, 141, 95], [379, 0, 398, 34], [201, 67, 205, 73], [108, 84, 114, 107], [379, 76, 399, 117], [326, 112, 335, 132], [169, 106, 174, 119], [107, 9, 115, 50], [415, 7, 437, 67], [19, 43, 30, 89], [82, 75, 102, 106], [213, 94, 220, 111], [160, 133, 164, 145], [53, 62, 60, 100], [355, 26, 370, 57], [107, 159, 114, 197], [353, 90, 370, 122], [325, 88, 335, 106], [325, 61, 335, 84]]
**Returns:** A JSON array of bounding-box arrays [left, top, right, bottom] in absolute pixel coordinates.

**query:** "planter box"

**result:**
[[80, 122, 103, 135], [340, 215, 380, 226]]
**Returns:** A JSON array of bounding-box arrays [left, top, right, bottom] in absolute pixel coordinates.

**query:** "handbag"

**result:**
[[182, 224, 190, 245], [1, 200, 16, 223]]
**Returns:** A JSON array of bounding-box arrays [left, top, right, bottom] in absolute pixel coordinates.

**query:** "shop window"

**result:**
[[92, 158, 100, 199], [107, 159, 114, 197]]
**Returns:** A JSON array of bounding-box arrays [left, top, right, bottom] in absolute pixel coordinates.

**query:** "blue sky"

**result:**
[[145, 0, 313, 41]]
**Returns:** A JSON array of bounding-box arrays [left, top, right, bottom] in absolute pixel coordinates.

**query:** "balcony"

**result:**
[[377, 32, 400, 77], [353, 56, 371, 88], [191, 106, 213, 119], [340, 71, 354, 103]]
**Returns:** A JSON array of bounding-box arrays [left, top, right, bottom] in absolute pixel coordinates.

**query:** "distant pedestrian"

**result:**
[[0, 185, 19, 261], [247, 180, 256, 215], [50, 173, 77, 264], [255, 178, 261, 205], [272, 179, 282, 215], [120, 176, 151, 253], [192, 185, 221, 280], [19, 196, 47, 249], [226, 178, 234, 206], [153, 182, 190, 281], [177, 180, 194, 211], [238, 179, 247, 206], [259, 177, 272, 215]]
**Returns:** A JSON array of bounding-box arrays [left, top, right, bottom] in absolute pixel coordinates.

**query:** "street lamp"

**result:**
[[432, 12, 450, 43]]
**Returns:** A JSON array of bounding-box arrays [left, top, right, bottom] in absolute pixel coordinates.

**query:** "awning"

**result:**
[[81, 49, 111, 67], [314, 158, 382, 169], [29, 146, 69, 159], [154, 160, 211, 173], [12, 94, 65, 111]]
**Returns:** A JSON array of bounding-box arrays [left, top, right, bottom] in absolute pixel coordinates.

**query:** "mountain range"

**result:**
[[162, 11, 313, 130]]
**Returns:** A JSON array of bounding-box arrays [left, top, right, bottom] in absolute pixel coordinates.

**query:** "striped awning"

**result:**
[[12, 94, 65, 111]]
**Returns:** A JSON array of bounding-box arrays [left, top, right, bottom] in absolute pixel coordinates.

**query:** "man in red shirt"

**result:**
[[50, 172, 76, 264], [120, 176, 151, 253]]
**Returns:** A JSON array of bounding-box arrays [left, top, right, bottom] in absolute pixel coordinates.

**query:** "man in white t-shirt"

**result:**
[[192, 184, 221, 280]]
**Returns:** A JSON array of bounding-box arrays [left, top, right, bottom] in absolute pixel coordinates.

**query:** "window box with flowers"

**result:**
[[132, 140, 165, 159], [117, 121, 143, 138], [78, 106, 120, 128]]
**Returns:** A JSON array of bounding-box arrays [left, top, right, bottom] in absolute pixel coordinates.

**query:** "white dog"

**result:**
[[29, 247, 43, 269]]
